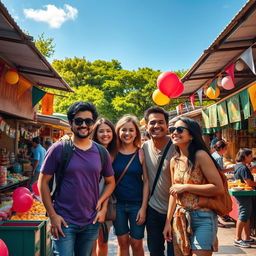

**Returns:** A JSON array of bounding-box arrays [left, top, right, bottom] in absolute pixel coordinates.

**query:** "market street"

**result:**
[[107, 222, 256, 256]]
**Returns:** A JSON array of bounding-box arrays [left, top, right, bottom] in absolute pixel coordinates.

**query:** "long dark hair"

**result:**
[[92, 118, 117, 158], [173, 117, 219, 171]]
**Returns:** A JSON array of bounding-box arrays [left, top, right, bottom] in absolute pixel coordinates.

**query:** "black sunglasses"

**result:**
[[73, 118, 95, 126], [169, 126, 189, 134]]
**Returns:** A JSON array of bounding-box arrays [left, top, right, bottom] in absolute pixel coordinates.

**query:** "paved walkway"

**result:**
[[108, 222, 256, 255]]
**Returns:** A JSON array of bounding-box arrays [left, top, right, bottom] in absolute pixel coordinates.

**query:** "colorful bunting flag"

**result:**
[[176, 106, 179, 115], [184, 101, 189, 112], [189, 94, 195, 110], [227, 94, 241, 123], [179, 103, 183, 114], [32, 86, 46, 108], [41, 93, 54, 115], [239, 89, 250, 119], [17, 77, 32, 99], [202, 109, 210, 129], [240, 47, 256, 75], [217, 101, 229, 126], [225, 63, 235, 83], [197, 88, 203, 105], [208, 105, 217, 128], [248, 82, 256, 111]]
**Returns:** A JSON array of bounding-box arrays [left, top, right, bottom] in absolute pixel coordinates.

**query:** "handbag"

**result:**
[[198, 170, 232, 216], [105, 150, 138, 221]]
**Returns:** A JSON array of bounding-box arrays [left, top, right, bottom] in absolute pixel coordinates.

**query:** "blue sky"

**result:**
[[2, 0, 248, 71]]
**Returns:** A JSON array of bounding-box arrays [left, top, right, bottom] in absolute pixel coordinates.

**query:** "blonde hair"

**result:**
[[115, 115, 141, 149]]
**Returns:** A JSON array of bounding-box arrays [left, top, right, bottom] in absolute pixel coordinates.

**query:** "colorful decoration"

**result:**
[[248, 82, 256, 111], [235, 60, 244, 72], [217, 101, 229, 126], [206, 87, 220, 99], [12, 187, 31, 199], [189, 94, 195, 110], [17, 77, 32, 99], [225, 63, 235, 83], [32, 87, 46, 107], [221, 76, 234, 90], [240, 47, 256, 75], [5, 69, 19, 84], [0, 239, 8, 256], [197, 88, 203, 105], [152, 89, 170, 106], [32, 181, 40, 196], [12, 193, 33, 213], [227, 94, 241, 123], [157, 72, 184, 98], [41, 93, 54, 115]]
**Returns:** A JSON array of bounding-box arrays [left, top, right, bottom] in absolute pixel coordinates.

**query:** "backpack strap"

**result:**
[[52, 139, 74, 199], [94, 142, 108, 175]]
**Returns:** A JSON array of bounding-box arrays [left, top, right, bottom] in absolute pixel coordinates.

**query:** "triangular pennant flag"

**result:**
[[197, 88, 203, 105], [210, 79, 217, 96], [184, 101, 189, 112], [189, 94, 195, 110], [41, 93, 54, 115], [176, 106, 179, 115], [179, 103, 183, 114], [248, 82, 256, 112], [17, 77, 32, 99], [32, 86, 46, 107], [240, 47, 256, 75], [225, 63, 235, 83]]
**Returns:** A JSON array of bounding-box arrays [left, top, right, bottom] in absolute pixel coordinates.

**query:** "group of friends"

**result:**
[[36, 101, 255, 256]]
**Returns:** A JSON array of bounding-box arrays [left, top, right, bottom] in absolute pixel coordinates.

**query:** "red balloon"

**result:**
[[12, 193, 33, 213], [157, 72, 180, 97], [169, 81, 184, 98], [32, 181, 40, 196], [12, 187, 31, 200], [0, 239, 9, 256]]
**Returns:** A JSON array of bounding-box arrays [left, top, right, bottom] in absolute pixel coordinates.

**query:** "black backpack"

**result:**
[[49, 139, 108, 200]]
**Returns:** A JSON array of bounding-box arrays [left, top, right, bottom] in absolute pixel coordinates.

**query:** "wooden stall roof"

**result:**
[[0, 2, 73, 92], [181, 0, 256, 98], [37, 114, 70, 129]]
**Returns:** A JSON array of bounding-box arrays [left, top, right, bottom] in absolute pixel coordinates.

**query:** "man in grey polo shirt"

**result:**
[[142, 106, 175, 256]]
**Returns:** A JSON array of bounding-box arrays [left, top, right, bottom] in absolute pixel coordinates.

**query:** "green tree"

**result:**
[[34, 33, 55, 58]]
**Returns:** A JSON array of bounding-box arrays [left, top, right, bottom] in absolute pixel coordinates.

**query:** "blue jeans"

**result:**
[[146, 205, 174, 256], [189, 210, 217, 251], [52, 222, 100, 256], [113, 201, 145, 239]]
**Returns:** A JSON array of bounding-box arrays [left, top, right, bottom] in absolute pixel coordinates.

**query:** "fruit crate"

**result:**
[[0, 220, 48, 256]]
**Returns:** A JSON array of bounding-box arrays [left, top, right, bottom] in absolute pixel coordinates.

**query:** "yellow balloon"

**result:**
[[152, 89, 170, 106], [206, 87, 220, 99], [5, 69, 19, 84]]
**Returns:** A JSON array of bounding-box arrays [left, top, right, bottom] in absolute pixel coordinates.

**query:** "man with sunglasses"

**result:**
[[38, 101, 115, 256], [142, 106, 175, 256]]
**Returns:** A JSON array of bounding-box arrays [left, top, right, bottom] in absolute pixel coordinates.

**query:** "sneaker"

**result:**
[[233, 240, 251, 248], [243, 239, 256, 244]]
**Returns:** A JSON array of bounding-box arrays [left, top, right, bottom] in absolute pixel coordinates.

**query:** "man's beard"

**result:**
[[71, 127, 92, 139]]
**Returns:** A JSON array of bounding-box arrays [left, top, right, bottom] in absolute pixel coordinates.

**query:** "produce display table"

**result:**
[[228, 190, 256, 229], [0, 219, 51, 256]]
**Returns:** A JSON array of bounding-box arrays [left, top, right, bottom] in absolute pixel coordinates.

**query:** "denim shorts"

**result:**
[[235, 196, 252, 222], [113, 201, 145, 240], [189, 210, 217, 251]]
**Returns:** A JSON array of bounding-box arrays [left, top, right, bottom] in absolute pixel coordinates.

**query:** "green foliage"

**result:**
[[34, 33, 55, 58], [52, 57, 189, 121]]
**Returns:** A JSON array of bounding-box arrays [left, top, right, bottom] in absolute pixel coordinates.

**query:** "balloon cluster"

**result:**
[[12, 187, 33, 213], [0, 239, 8, 256], [152, 72, 184, 106]]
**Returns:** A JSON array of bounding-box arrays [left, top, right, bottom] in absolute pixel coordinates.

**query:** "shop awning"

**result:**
[[181, 0, 256, 98], [37, 114, 70, 129], [0, 2, 73, 92]]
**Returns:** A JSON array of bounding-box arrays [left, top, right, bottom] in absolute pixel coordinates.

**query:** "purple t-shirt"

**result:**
[[41, 141, 114, 226]]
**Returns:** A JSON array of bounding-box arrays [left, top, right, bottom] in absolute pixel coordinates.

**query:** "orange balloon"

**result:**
[[206, 87, 220, 99], [152, 89, 170, 106], [5, 69, 19, 84]]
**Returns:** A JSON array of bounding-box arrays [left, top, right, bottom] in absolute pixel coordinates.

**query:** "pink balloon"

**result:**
[[157, 72, 180, 97], [0, 239, 8, 256], [12, 187, 31, 200], [32, 181, 40, 196], [221, 76, 234, 90], [12, 193, 33, 213], [170, 81, 184, 98]]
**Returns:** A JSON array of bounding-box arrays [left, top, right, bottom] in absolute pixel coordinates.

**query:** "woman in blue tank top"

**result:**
[[113, 115, 149, 256]]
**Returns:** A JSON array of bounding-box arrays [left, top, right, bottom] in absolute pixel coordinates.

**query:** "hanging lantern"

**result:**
[[5, 69, 19, 84], [235, 60, 244, 72], [206, 87, 220, 99], [221, 76, 234, 90]]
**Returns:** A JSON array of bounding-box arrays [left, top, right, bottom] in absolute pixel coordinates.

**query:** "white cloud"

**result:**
[[23, 4, 78, 28]]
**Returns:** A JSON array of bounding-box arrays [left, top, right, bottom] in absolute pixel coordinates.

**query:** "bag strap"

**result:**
[[150, 139, 172, 198], [94, 142, 108, 175], [53, 139, 74, 199], [115, 149, 138, 187]]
